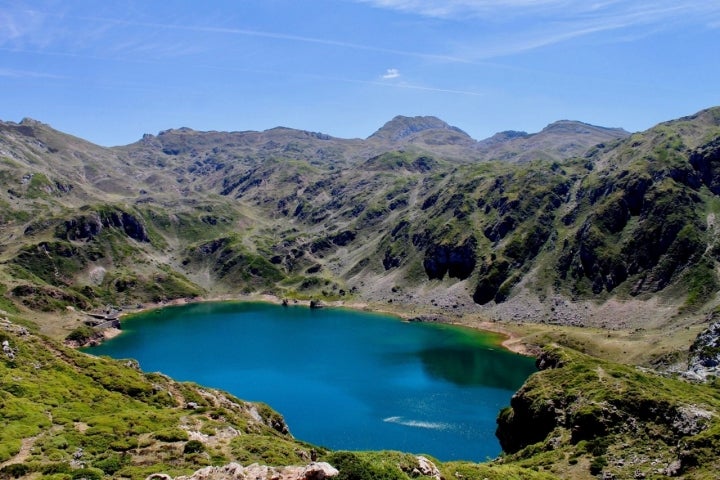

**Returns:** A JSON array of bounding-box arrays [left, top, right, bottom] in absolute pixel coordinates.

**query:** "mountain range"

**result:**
[[1, 110, 716, 328], [2, 108, 720, 479]]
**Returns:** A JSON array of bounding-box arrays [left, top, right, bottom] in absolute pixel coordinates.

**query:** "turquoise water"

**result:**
[[86, 302, 536, 461]]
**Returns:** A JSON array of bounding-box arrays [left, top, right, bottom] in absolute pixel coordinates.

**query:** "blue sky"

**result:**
[[1, 0, 719, 146]]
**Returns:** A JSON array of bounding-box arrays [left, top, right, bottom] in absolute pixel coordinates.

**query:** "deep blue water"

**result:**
[[86, 301, 536, 461]]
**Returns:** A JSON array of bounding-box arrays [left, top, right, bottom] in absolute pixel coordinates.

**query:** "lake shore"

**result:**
[[108, 293, 536, 357]]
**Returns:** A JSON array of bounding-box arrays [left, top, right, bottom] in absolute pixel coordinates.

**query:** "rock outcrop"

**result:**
[[685, 315, 720, 381], [689, 136, 720, 194], [410, 456, 442, 480], [147, 461, 339, 480], [495, 346, 720, 478], [57, 208, 150, 242], [61, 213, 103, 241], [423, 237, 477, 280]]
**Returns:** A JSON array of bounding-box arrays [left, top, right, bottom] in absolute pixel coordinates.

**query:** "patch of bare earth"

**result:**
[[0, 437, 36, 468]]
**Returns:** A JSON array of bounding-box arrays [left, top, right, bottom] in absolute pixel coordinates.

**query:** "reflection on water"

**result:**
[[419, 345, 536, 390]]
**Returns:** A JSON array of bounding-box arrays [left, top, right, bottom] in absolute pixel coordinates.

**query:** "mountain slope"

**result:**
[[495, 345, 720, 479], [475, 120, 629, 163], [0, 109, 717, 351]]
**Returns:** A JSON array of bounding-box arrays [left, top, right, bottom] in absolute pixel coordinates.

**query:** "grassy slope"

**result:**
[[0, 318, 308, 479], [0, 317, 558, 479]]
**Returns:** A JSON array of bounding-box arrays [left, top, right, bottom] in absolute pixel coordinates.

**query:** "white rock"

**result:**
[[160, 461, 339, 480], [415, 456, 442, 480]]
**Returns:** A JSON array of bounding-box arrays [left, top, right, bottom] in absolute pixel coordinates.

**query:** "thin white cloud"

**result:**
[[382, 68, 401, 79], [1, 8, 473, 64], [357, 0, 720, 20], [0, 68, 63, 79], [253, 69, 485, 97], [357, 0, 720, 58], [358, 0, 570, 18], [380, 81, 484, 96], [68, 15, 473, 64]]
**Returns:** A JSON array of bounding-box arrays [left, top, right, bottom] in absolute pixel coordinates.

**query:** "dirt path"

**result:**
[[0, 437, 36, 468]]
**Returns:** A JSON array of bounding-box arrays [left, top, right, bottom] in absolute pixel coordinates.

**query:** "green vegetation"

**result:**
[[65, 325, 96, 344], [0, 284, 20, 315], [496, 345, 720, 479], [324, 451, 406, 480], [682, 260, 720, 312], [0, 326, 308, 479], [25, 172, 54, 199], [183, 235, 285, 293]]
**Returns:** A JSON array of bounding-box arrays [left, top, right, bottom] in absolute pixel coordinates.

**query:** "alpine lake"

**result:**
[[85, 301, 536, 461]]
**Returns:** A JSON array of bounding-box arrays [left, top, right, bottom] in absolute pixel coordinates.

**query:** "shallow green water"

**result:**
[[86, 301, 536, 461]]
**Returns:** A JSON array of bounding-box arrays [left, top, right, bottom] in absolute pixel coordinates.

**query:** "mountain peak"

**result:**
[[157, 127, 197, 136], [19, 117, 46, 127], [368, 115, 470, 142], [540, 120, 628, 136]]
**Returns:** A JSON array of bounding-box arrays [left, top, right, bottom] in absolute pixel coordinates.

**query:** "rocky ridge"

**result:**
[[145, 455, 443, 480]]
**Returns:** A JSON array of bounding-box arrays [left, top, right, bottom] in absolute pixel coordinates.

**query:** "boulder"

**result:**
[[414, 456, 442, 480], [299, 462, 339, 479]]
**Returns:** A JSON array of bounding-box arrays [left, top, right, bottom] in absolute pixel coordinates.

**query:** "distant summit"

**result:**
[[367, 115, 471, 142], [539, 120, 628, 136], [474, 120, 630, 163]]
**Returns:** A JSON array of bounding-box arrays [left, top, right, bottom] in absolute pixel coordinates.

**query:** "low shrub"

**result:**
[[183, 440, 205, 454]]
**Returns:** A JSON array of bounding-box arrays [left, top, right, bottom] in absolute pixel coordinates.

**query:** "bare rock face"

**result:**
[[62, 213, 103, 241], [689, 136, 720, 194], [57, 208, 150, 243], [103, 210, 150, 242], [685, 314, 720, 381], [147, 462, 339, 480], [423, 237, 477, 280]]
